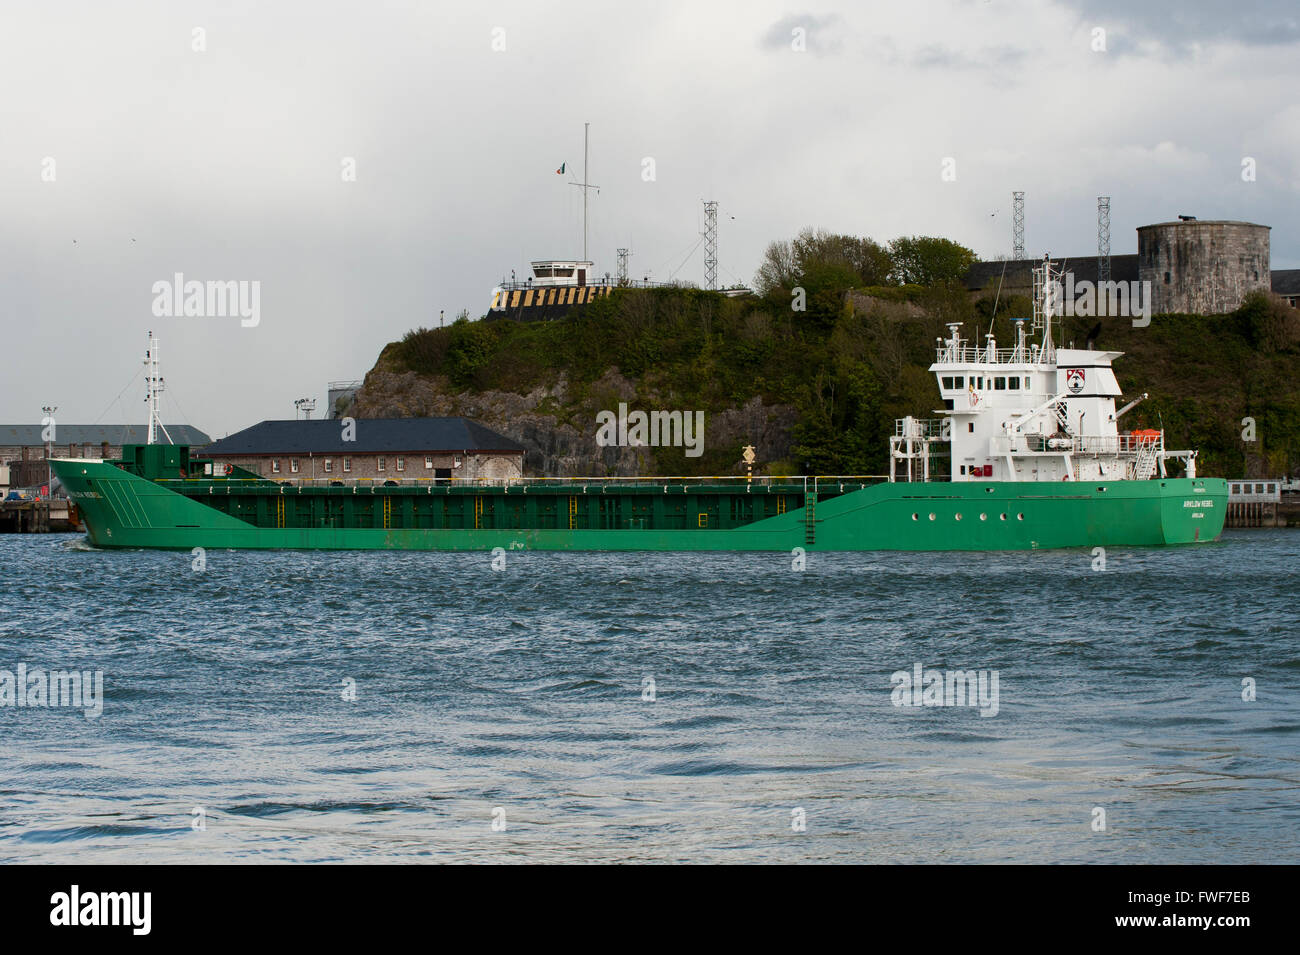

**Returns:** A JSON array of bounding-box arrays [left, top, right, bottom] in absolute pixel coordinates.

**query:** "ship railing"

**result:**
[[934, 345, 1029, 365], [162, 474, 893, 493], [990, 433, 1164, 455], [893, 418, 949, 439]]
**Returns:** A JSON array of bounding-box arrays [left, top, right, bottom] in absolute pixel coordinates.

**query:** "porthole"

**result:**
[[1017, 512, 1025, 521], [911, 513, 919, 521], [928, 513, 936, 521], [955, 513, 963, 521], [999, 513, 1007, 521], [979, 513, 987, 521]]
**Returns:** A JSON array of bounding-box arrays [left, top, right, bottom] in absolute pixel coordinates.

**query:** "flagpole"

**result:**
[[568, 123, 599, 270], [582, 122, 589, 264]]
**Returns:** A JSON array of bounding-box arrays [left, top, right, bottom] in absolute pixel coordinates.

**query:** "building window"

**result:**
[[425, 456, 433, 469], [324, 459, 332, 473], [290, 459, 299, 473], [272, 460, 280, 474], [343, 457, 351, 473], [396, 457, 405, 471], [377, 457, 386, 472]]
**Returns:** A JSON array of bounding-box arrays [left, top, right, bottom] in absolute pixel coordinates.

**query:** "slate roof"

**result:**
[[963, 254, 1140, 291], [1271, 269, 1300, 296], [202, 418, 525, 456], [0, 424, 211, 447]]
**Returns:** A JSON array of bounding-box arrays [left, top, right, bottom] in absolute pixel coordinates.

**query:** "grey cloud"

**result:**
[[1057, 0, 1300, 52], [758, 13, 846, 52]]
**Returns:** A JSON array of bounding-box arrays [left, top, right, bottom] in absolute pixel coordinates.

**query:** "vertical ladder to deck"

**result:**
[[276, 496, 284, 528], [804, 492, 817, 545], [474, 495, 483, 529], [568, 495, 578, 529], [382, 496, 391, 529]]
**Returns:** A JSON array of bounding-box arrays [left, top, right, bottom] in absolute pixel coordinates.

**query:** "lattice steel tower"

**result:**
[[616, 248, 629, 286], [703, 200, 718, 290], [1012, 191, 1025, 260], [1097, 196, 1111, 284]]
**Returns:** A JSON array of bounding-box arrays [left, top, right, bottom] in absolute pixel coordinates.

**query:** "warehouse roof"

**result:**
[[0, 424, 211, 447], [202, 418, 525, 456]]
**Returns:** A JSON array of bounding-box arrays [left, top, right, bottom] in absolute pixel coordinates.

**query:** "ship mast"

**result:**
[[143, 331, 171, 445]]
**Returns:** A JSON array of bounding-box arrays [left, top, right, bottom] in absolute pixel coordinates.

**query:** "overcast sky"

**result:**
[[3, 0, 1298, 438]]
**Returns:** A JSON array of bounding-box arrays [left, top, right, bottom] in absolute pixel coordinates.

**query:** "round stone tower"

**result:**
[[1137, 219, 1270, 315]]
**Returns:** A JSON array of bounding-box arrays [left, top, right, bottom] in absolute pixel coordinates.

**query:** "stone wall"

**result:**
[[1138, 220, 1270, 315]]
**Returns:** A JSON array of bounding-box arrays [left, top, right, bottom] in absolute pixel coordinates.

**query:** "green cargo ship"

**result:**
[[53, 444, 1222, 551], [51, 263, 1227, 552]]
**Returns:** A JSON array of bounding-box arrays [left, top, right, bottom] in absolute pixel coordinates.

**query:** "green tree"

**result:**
[[888, 236, 977, 286]]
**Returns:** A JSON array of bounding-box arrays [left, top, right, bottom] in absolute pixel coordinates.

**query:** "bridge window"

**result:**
[[942, 377, 953, 389], [1023, 377, 1031, 388], [1008, 378, 1020, 390], [953, 376, 964, 388], [994, 377, 1006, 390]]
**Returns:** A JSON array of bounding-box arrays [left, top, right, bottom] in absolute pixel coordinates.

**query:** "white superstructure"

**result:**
[[890, 256, 1197, 484]]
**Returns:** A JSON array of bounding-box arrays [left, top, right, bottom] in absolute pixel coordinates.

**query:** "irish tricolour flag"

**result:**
[[556, 162, 565, 175]]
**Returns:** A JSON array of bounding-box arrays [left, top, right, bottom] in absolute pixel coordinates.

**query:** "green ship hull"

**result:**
[[52, 446, 1226, 552]]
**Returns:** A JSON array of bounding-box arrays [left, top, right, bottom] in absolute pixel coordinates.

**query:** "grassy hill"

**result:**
[[354, 279, 1300, 480]]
